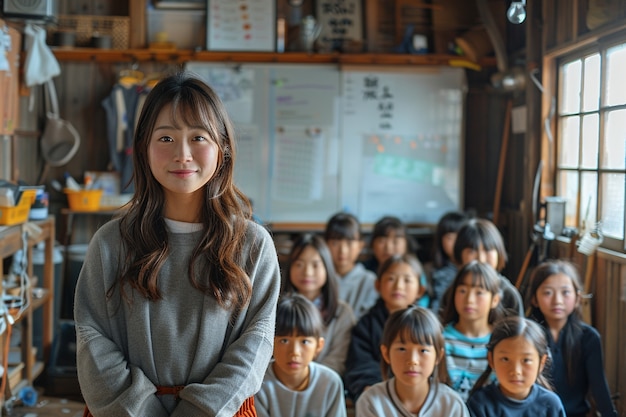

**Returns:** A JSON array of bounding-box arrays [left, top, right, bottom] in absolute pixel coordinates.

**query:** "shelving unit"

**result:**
[[51, 48, 496, 69], [0, 217, 55, 403]]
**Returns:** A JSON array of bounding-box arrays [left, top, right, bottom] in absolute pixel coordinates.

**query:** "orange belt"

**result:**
[[82, 387, 256, 417]]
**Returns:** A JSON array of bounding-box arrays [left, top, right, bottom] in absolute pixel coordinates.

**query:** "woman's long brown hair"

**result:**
[[111, 71, 253, 316]]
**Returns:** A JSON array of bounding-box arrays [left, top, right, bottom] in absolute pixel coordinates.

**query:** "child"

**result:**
[[344, 253, 427, 400], [282, 233, 355, 376], [255, 293, 347, 417], [324, 212, 378, 320], [75, 72, 281, 416], [429, 210, 471, 312], [441, 261, 505, 401], [528, 260, 617, 417], [363, 215, 431, 307], [440, 217, 524, 317], [355, 306, 469, 416], [467, 316, 566, 417], [362, 215, 416, 274]]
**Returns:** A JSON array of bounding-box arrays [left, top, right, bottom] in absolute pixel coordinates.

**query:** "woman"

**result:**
[[75, 72, 280, 416]]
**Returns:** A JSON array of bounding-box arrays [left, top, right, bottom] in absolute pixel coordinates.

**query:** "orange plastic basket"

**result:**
[[0, 189, 37, 226], [64, 189, 103, 211]]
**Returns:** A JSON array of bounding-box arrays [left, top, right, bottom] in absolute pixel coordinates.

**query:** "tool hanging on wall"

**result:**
[[37, 80, 81, 184], [578, 221, 603, 325]]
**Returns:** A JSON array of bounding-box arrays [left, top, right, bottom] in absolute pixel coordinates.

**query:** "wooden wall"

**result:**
[[540, 0, 626, 414], [552, 240, 626, 416]]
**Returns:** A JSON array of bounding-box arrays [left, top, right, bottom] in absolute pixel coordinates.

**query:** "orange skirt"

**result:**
[[82, 390, 256, 417]]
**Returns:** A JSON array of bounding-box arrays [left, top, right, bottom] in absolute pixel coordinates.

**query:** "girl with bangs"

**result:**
[[441, 261, 504, 401], [467, 316, 565, 417], [528, 260, 616, 417], [439, 218, 523, 318], [355, 306, 468, 416], [344, 253, 427, 401], [255, 294, 346, 417], [282, 233, 355, 376], [75, 72, 281, 416]]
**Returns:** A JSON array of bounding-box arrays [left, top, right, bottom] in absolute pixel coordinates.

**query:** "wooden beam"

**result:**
[[492, 99, 512, 227], [129, 0, 147, 48]]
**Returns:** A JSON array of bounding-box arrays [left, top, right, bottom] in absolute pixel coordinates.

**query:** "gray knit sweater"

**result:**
[[74, 218, 281, 417]]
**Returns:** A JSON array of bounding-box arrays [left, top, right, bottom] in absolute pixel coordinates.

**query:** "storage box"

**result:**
[[0, 189, 37, 226], [64, 189, 103, 211], [147, 8, 206, 50], [51, 15, 130, 49]]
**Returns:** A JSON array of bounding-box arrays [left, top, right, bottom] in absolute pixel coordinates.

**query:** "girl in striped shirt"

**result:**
[[440, 261, 506, 401]]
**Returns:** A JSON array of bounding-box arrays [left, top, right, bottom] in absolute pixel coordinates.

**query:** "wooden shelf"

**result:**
[[51, 48, 496, 68], [0, 218, 55, 405]]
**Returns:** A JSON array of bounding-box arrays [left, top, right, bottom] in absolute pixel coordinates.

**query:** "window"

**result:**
[[556, 40, 626, 252]]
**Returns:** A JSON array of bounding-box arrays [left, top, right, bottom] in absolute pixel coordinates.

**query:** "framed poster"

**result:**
[[206, 0, 275, 51], [316, 0, 364, 52]]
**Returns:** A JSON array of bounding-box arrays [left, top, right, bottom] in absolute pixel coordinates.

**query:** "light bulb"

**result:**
[[507, 1, 527, 24]]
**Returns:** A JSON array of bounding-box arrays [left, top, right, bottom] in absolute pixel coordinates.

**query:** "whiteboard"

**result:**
[[186, 63, 341, 223], [185, 63, 465, 224], [340, 66, 466, 224]]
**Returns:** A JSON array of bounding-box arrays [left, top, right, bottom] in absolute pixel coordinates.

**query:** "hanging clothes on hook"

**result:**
[[101, 66, 146, 194]]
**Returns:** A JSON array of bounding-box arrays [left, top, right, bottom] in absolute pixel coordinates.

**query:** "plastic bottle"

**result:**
[[64, 172, 81, 191]]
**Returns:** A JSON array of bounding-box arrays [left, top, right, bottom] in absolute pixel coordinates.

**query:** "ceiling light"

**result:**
[[507, 0, 527, 24]]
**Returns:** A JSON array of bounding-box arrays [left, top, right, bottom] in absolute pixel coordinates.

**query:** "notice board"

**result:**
[[185, 62, 465, 225]]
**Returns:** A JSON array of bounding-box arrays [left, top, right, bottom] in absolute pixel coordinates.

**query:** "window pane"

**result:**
[[603, 109, 626, 169], [558, 116, 580, 167], [560, 60, 581, 114], [600, 173, 625, 239], [605, 43, 626, 106], [558, 170, 579, 227], [580, 114, 599, 169], [582, 54, 600, 112], [580, 172, 598, 228]]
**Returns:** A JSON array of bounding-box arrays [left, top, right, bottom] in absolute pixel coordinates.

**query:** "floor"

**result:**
[[4, 374, 84, 417], [4, 394, 85, 417]]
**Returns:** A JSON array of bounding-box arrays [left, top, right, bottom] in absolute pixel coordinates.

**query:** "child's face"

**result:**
[[441, 232, 457, 260], [375, 262, 420, 313], [273, 333, 324, 383], [326, 238, 364, 276], [488, 335, 547, 400], [460, 244, 499, 270], [289, 246, 327, 301], [148, 104, 220, 211], [372, 230, 407, 264], [454, 275, 500, 324], [381, 335, 440, 392], [533, 273, 579, 327]]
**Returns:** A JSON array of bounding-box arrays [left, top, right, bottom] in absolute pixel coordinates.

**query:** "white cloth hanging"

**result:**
[[23, 23, 60, 87]]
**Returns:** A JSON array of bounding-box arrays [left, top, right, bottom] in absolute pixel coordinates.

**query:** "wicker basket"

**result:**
[[53, 15, 129, 49]]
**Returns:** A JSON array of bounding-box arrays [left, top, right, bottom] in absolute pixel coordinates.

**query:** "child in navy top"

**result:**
[[344, 253, 427, 401], [467, 316, 566, 417], [527, 260, 617, 417]]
